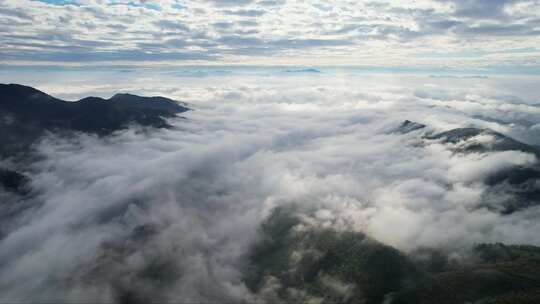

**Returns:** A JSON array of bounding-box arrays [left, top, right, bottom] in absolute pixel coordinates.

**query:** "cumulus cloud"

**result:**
[[1, 71, 540, 302], [0, 0, 539, 67]]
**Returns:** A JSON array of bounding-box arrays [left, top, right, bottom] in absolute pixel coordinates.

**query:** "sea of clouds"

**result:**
[[1, 69, 540, 302]]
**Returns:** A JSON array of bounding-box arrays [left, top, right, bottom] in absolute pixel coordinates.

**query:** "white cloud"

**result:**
[[1, 72, 540, 301], [0, 0, 539, 67]]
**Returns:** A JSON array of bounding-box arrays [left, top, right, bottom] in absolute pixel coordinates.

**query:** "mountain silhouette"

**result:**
[[0, 83, 189, 158]]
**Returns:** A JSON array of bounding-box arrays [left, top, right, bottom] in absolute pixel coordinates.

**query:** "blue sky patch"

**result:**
[[34, 0, 79, 5]]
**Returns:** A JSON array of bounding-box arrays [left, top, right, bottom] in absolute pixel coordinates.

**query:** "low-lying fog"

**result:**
[[1, 68, 540, 302]]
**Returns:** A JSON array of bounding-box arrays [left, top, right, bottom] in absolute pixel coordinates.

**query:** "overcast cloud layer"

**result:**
[[1, 0, 540, 69], [1, 71, 540, 302]]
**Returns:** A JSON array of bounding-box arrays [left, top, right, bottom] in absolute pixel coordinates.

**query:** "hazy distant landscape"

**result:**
[[2, 0, 540, 303]]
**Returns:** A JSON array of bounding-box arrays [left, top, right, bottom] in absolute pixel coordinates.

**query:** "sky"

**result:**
[[1, 0, 540, 71]]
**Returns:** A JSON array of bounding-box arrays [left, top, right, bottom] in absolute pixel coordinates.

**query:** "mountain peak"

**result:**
[[0, 84, 191, 158], [0, 83, 56, 103], [394, 120, 426, 134]]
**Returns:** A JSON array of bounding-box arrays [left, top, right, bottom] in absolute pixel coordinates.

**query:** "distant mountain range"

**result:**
[[284, 68, 322, 73], [0, 83, 189, 192], [2, 85, 539, 215], [0, 83, 188, 156], [0, 83, 188, 133]]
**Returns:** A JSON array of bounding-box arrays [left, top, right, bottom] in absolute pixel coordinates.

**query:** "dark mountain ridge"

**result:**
[[426, 127, 540, 157], [0, 83, 189, 133], [0, 83, 190, 192], [0, 83, 189, 157], [401, 121, 540, 214]]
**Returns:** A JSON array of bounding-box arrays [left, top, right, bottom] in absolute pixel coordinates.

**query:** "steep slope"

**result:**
[[0, 83, 190, 195], [424, 126, 540, 214], [392, 244, 540, 304], [425, 127, 540, 157], [0, 83, 189, 158], [245, 208, 540, 304], [245, 208, 422, 304]]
